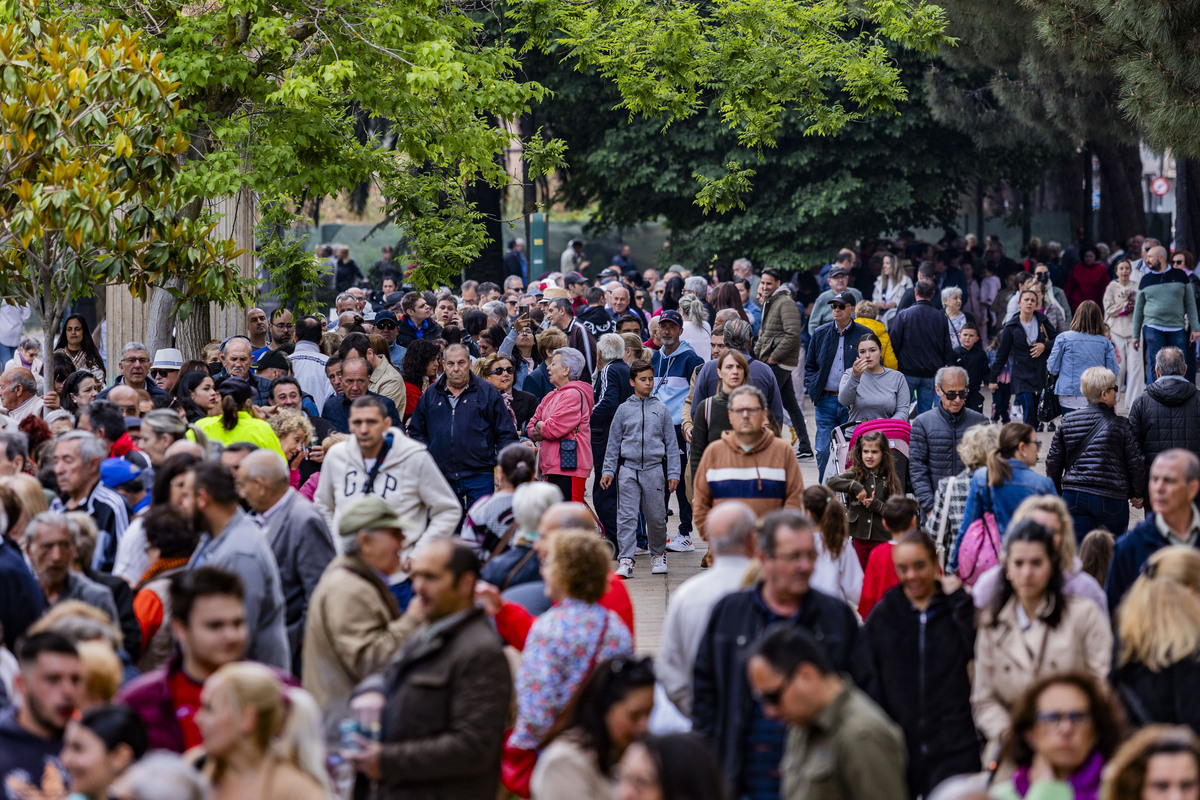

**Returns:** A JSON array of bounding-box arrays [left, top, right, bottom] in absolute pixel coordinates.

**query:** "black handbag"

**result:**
[[1039, 376, 1061, 422], [557, 387, 587, 470]]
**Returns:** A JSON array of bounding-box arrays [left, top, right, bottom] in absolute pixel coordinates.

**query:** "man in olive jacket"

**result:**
[[753, 267, 811, 455], [347, 538, 511, 800]]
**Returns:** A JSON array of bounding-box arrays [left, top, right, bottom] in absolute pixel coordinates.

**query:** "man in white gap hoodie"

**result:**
[[315, 395, 460, 563]]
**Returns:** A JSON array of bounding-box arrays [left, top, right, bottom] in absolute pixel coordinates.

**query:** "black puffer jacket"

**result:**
[[1130, 376, 1200, 492], [988, 311, 1055, 394], [909, 405, 988, 513], [1045, 402, 1145, 499], [864, 586, 980, 797]]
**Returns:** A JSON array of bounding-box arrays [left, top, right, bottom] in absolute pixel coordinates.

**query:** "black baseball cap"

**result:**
[[828, 291, 857, 307]]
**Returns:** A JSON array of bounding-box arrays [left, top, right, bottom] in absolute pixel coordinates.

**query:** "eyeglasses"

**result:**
[[730, 406, 763, 416], [489, 366, 515, 375], [1025, 439, 1040, 449], [506, 300, 518, 306], [1035, 710, 1091, 728], [941, 390, 967, 400], [829, 304, 848, 310], [1174, 259, 1187, 265], [1106, 385, 1118, 393], [150, 369, 176, 379], [375, 322, 397, 330], [122, 357, 149, 364], [271, 322, 294, 329], [753, 667, 797, 708]]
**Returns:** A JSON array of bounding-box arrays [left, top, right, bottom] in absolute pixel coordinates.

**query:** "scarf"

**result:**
[[1013, 749, 1103, 800], [135, 557, 190, 591], [501, 391, 517, 429]]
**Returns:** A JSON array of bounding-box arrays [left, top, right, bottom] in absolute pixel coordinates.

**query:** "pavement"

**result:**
[[621, 395, 1144, 657]]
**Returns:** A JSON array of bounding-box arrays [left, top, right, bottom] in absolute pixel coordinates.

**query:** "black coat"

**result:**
[[511, 389, 538, 432], [407, 374, 519, 481], [693, 586, 876, 793], [908, 404, 988, 513], [955, 343, 989, 409], [803, 320, 870, 400], [864, 586, 980, 796], [86, 569, 142, 662], [891, 300, 956, 379], [1129, 376, 1200, 494], [1112, 656, 1200, 734], [988, 311, 1056, 394], [1045, 402, 1145, 500]]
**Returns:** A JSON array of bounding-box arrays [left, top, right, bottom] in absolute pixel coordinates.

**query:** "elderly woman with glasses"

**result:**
[[474, 352, 537, 431], [1045, 366, 1145, 538]]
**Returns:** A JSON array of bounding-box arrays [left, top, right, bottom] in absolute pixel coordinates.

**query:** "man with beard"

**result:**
[[0, 633, 82, 795], [184, 460, 289, 670]]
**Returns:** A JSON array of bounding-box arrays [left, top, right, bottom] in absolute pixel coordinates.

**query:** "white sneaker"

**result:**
[[666, 536, 695, 552], [615, 558, 634, 579], [651, 555, 668, 574]]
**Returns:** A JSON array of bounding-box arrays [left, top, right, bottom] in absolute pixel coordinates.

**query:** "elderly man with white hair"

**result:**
[[0, 367, 42, 422], [49, 431, 129, 572], [908, 365, 987, 518], [96, 342, 169, 400]]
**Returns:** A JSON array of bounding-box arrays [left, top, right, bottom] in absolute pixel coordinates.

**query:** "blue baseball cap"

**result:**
[[659, 310, 684, 328], [100, 457, 143, 491]]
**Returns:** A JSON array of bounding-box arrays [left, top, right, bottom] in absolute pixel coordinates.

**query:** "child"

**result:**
[[955, 322, 988, 413], [858, 496, 922, 619], [600, 359, 680, 578], [987, 330, 1012, 423], [827, 430, 903, 570]]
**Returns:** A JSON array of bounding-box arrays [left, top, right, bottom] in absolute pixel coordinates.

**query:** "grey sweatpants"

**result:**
[[617, 466, 668, 560]]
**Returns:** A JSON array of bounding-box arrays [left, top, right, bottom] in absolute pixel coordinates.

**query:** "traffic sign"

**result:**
[[1152, 176, 1171, 197]]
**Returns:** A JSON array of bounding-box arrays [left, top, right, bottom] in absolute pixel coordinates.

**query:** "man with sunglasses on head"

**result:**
[[909, 365, 987, 519]]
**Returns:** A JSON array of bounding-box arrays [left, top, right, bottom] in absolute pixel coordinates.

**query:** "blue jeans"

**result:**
[[905, 375, 936, 416], [451, 472, 495, 525], [815, 392, 849, 476], [1144, 327, 1189, 384], [1015, 391, 1040, 426], [1062, 489, 1130, 542], [0, 344, 15, 368]]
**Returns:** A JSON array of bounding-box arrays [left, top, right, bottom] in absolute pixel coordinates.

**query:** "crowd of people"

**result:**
[[0, 230, 1199, 800]]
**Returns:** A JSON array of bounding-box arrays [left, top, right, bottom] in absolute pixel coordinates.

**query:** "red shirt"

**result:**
[[168, 668, 205, 750], [858, 542, 898, 620]]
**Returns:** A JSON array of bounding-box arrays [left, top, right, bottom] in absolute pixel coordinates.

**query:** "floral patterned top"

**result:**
[[510, 597, 633, 749]]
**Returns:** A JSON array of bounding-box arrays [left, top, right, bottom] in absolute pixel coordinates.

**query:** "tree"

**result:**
[[531, 48, 1042, 269], [0, 3, 246, 389]]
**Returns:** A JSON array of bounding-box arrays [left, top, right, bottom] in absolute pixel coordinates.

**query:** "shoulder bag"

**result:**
[[957, 485, 1001, 586], [500, 613, 611, 798], [557, 387, 587, 471]]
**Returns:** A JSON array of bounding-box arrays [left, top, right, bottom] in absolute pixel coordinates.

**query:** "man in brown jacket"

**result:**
[[347, 537, 512, 800], [302, 496, 421, 737], [754, 266, 811, 457], [748, 625, 907, 800]]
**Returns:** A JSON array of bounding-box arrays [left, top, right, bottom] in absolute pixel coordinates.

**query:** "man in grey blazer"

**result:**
[[237, 449, 336, 677]]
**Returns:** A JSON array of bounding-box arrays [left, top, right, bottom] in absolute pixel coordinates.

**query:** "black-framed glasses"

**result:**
[[150, 369, 175, 379], [753, 667, 797, 708], [1174, 259, 1187, 265], [375, 322, 397, 330], [730, 406, 763, 416], [1106, 385, 1118, 393], [829, 304, 848, 310], [489, 366, 515, 375], [940, 390, 967, 400], [272, 322, 294, 329]]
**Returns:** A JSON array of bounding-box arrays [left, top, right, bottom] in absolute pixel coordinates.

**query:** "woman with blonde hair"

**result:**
[[620, 332, 649, 365], [0, 472, 49, 543], [677, 294, 712, 357], [196, 661, 330, 800], [970, 493, 1108, 614], [267, 409, 314, 488], [1111, 547, 1200, 730]]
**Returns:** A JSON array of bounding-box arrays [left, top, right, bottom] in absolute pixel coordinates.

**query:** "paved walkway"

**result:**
[[623, 399, 1143, 657]]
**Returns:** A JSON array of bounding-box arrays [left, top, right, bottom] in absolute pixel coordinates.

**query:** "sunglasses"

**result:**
[[150, 369, 176, 379], [375, 322, 397, 330], [754, 666, 796, 708], [829, 304, 849, 310], [1174, 259, 1187, 265], [489, 366, 515, 375], [1106, 385, 1118, 393], [940, 390, 967, 400]]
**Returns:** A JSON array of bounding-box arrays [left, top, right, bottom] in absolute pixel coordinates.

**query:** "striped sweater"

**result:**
[[692, 429, 805, 536]]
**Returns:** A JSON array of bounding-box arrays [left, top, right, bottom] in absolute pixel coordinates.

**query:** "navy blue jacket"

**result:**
[[803, 320, 870, 400], [590, 359, 633, 444], [891, 300, 956, 379], [1108, 512, 1200, 610], [407, 374, 519, 481], [320, 391, 403, 434], [523, 362, 553, 404], [0, 536, 44, 650], [394, 317, 443, 348]]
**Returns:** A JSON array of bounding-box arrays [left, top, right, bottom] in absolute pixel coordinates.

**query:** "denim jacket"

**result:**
[[950, 460, 1056, 570]]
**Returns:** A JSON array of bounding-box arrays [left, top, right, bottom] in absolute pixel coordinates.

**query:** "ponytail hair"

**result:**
[[498, 442, 536, 488], [987, 422, 1033, 487], [220, 394, 240, 431], [803, 485, 848, 559]]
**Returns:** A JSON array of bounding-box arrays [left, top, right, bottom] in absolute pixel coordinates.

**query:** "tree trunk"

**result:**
[[463, 155, 505, 284], [1177, 158, 1200, 254], [1095, 140, 1147, 246], [176, 308, 212, 357]]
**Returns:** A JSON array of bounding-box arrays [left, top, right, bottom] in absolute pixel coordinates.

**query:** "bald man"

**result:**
[[0, 367, 42, 422], [237, 449, 335, 676], [658, 501, 757, 714]]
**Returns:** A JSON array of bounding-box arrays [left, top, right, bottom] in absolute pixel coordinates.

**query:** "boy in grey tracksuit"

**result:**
[[601, 359, 680, 577]]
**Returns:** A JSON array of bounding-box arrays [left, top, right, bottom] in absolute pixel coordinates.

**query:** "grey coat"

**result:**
[[264, 489, 336, 677], [189, 509, 290, 670], [602, 395, 681, 479], [909, 405, 988, 513], [58, 572, 119, 624]]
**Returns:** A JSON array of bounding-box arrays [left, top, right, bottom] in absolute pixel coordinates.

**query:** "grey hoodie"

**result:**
[[602, 395, 681, 479]]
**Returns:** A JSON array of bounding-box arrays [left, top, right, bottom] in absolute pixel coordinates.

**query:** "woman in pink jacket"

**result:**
[[528, 347, 594, 503]]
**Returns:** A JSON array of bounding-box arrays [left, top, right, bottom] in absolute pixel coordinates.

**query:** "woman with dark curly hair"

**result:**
[[400, 339, 443, 421], [989, 672, 1124, 800]]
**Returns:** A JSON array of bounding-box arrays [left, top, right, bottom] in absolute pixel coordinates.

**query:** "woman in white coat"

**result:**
[[872, 253, 912, 326]]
